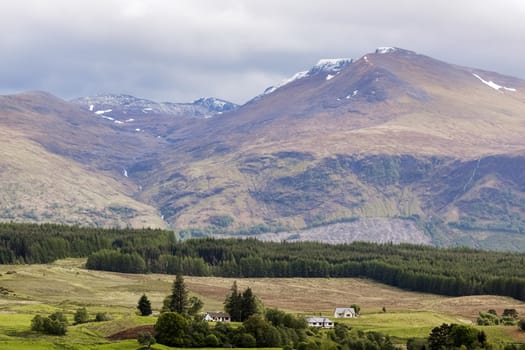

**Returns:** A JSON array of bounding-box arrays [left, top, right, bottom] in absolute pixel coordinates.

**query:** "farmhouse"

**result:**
[[334, 307, 357, 318], [203, 311, 231, 322], [306, 317, 334, 328]]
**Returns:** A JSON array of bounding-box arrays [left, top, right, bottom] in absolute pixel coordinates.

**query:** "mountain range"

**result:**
[[2, 47, 525, 250]]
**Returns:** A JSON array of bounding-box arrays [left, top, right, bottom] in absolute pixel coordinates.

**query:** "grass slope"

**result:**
[[0, 259, 524, 348], [0, 129, 165, 228]]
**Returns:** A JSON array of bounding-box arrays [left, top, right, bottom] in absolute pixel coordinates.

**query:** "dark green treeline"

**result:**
[[2, 223, 525, 301]]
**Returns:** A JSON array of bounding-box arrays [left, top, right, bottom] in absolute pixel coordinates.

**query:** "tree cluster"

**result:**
[[154, 309, 309, 348], [0, 222, 174, 264], [89, 237, 525, 302], [477, 309, 519, 326], [152, 276, 310, 348], [224, 281, 259, 322], [85, 249, 146, 273], [31, 311, 68, 336], [412, 323, 488, 350], [327, 324, 395, 350]]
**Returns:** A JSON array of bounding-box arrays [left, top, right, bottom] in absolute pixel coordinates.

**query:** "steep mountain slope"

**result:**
[[2, 48, 525, 249], [0, 92, 165, 227]]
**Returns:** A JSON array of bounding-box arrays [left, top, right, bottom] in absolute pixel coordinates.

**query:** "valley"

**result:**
[[1, 259, 525, 349]]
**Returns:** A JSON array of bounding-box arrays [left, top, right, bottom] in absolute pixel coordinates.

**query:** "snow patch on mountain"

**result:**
[[95, 109, 112, 115], [262, 58, 353, 95], [375, 47, 398, 54], [472, 73, 517, 92], [311, 58, 353, 74]]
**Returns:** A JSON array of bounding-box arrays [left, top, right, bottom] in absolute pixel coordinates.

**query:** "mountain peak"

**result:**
[[374, 47, 416, 55], [192, 97, 239, 113]]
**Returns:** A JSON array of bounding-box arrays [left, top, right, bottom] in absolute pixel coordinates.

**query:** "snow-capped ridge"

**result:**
[[310, 58, 353, 74], [71, 93, 239, 121], [374, 47, 416, 55], [192, 97, 239, 113], [375, 47, 398, 54], [262, 57, 353, 96]]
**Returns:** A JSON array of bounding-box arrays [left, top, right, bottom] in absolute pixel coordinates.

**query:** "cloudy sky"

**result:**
[[1, 0, 524, 104]]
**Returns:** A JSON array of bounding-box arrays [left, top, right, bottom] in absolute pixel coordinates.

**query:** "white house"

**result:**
[[306, 317, 334, 328], [333, 307, 357, 318], [203, 311, 231, 322]]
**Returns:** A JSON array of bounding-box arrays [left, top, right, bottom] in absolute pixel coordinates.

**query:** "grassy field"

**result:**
[[1, 258, 525, 348]]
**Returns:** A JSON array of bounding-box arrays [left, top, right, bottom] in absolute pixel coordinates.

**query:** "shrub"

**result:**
[[74, 307, 89, 324], [237, 333, 256, 348], [518, 319, 525, 331], [31, 315, 45, 332], [205, 333, 220, 347], [95, 312, 112, 322], [137, 331, 156, 349]]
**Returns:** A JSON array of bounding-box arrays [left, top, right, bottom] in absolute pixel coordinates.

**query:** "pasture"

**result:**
[[0, 259, 524, 348]]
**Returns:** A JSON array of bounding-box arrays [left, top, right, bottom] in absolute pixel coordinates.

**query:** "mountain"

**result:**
[[0, 91, 166, 228], [71, 94, 238, 119], [2, 48, 525, 250], [70, 94, 239, 138], [146, 47, 525, 249]]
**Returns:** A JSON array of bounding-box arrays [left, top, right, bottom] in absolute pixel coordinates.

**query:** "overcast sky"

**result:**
[[1, 0, 524, 104]]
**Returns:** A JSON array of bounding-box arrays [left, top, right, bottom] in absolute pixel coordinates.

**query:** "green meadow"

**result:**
[[0, 259, 524, 348]]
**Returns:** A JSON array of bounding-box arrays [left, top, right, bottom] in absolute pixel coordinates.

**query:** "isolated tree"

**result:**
[[137, 293, 153, 316], [350, 304, 361, 315], [73, 307, 89, 324], [170, 274, 189, 314]]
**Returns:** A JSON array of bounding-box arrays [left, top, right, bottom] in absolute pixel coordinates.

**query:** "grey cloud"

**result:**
[[1, 0, 524, 104]]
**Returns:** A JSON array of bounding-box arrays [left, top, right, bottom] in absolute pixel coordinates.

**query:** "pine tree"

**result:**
[[241, 287, 257, 321], [170, 274, 189, 314], [137, 293, 153, 316], [224, 281, 242, 321]]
